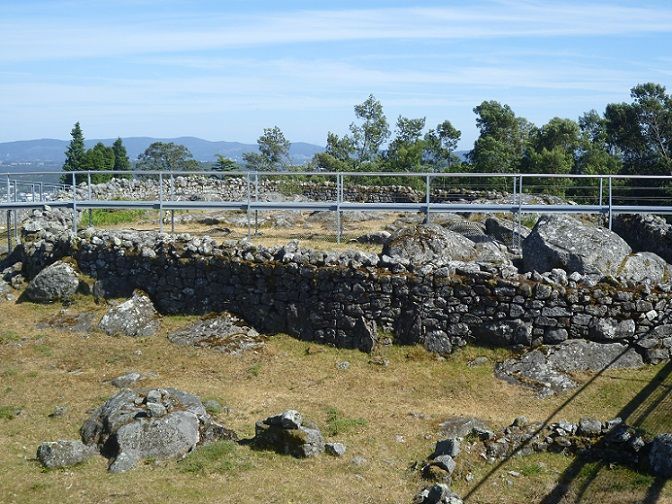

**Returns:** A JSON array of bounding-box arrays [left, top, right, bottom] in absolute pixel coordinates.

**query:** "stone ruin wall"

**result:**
[[15, 228, 672, 364], [63, 176, 505, 204]]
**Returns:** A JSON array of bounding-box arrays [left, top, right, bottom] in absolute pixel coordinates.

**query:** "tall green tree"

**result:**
[[136, 142, 199, 171], [243, 126, 291, 171], [111, 137, 131, 172], [424, 120, 462, 170], [213, 154, 238, 171], [523, 117, 581, 174], [385, 116, 426, 171], [85, 142, 115, 183], [576, 110, 621, 175], [349, 94, 390, 162], [62, 122, 87, 183], [605, 83, 672, 175], [469, 101, 532, 173]]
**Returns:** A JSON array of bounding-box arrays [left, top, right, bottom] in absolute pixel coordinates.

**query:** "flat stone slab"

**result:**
[[168, 313, 265, 355], [496, 340, 644, 397]]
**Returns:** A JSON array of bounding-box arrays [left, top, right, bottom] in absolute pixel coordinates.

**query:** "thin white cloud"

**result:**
[[2, 2, 672, 61]]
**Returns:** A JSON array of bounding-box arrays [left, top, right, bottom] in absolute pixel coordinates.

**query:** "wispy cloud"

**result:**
[[2, 2, 672, 62]]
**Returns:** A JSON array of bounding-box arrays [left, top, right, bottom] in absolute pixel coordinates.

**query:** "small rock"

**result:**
[[336, 361, 350, 370], [351, 455, 368, 467], [434, 438, 460, 458], [325, 442, 346, 457], [37, 440, 97, 468], [110, 372, 142, 388], [467, 356, 489, 367], [267, 410, 303, 429], [48, 405, 67, 418]]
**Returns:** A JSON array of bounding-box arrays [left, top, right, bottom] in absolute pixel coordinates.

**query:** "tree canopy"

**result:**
[[136, 142, 199, 171]]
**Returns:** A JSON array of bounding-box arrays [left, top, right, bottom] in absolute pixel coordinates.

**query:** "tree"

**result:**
[[523, 117, 581, 174], [385, 116, 426, 171], [469, 101, 533, 173], [112, 137, 131, 172], [62, 122, 87, 183], [576, 110, 621, 175], [85, 142, 115, 183], [213, 154, 238, 171], [605, 83, 672, 175], [243, 126, 290, 171], [424, 120, 462, 170], [349, 94, 390, 162], [136, 142, 199, 171]]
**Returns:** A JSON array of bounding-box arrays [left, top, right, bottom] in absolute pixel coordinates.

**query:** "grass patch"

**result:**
[[324, 407, 368, 436], [178, 441, 253, 475], [0, 330, 20, 344], [33, 344, 53, 357], [89, 209, 148, 226], [0, 405, 22, 420], [247, 363, 262, 378], [519, 462, 544, 477]]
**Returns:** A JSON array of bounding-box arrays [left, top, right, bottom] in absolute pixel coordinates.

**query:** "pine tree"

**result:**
[[62, 122, 86, 184], [112, 137, 131, 172]]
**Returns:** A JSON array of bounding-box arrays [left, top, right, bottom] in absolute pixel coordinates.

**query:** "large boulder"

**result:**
[[613, 214, 672, 263], [485, 217, 531, 248], [522, 215, 632, 277], [382, 224, 475, 265], [36, 440, 97, 469], [25, 260, 79, 303], [253, 410, 325, 458], [619, 252, 670, 283], [496, 340, 644, 397], [99, 291, 159, 337], [79, 387, 236, 472]]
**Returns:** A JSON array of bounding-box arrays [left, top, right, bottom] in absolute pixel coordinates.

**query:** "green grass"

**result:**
[[324, 407, 368, 436], [89, 209, 148, 226], [0, 405, 21, 420], [178, 441, 254, 475], [519, 462, 545, 477], [0, 330, 20, 344], [247, 363, 262, 378]]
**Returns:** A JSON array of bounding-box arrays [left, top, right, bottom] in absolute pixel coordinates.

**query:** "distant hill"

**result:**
[[0, 136, 325, 166]]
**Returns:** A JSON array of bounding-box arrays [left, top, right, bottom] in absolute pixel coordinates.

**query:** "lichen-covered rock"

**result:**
[[522, 215, 632, 277], [496, 340, 644, 396], [619, 252, 670, 283], [485, 217, 531, 248], [99, 291, 159, 337], [167, 313, 264, 354], [253, 410, 325, 458], [383, 224, 475, 265], [36, 440, 98, 468], [78, 387, 236, 472], [24, 260, 79, 303]]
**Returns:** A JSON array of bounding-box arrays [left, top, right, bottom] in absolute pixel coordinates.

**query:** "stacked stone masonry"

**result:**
[[59, 176, 506, 204], [13, 227, 672, 363]]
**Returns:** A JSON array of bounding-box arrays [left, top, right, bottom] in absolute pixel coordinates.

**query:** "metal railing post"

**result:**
[[6, 210, 11, 252], [87, 172, 92, 227], [254, 173, 259, 235], [6, 175, 9, 204], [170, 173, 175, 233], [608, 177, 613, 230], [336, 173, 342, 243], [246, 173, 251, 239], [425, 174, 431, 224], [71, 172, 78, 233], [598, 177, 603, 208], [39, 182, 44, 202], [159, 172, 164, 233]]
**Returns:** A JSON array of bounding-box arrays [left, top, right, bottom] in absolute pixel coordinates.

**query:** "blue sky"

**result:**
[[1, 0, 671, 149]]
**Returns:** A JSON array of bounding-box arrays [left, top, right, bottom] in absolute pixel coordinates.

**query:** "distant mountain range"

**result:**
[[0, 136, 325, 166]]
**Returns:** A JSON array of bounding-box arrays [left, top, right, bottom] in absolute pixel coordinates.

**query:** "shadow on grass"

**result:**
[[463, 339, 672, 503]]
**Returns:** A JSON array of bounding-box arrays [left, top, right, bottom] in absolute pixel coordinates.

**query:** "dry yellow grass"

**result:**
[[1, 293, 672, 504]]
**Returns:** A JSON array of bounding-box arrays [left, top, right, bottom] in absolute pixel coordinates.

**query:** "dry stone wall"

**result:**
[[60, 176, 505, 204], [11, 227, 672, 363]]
